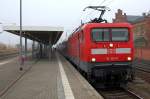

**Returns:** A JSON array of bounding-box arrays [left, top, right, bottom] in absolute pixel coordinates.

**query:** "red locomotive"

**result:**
[[58, 6, 134, 87]]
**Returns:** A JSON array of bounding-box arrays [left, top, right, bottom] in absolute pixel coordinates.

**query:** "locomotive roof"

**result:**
[[82, 23, 132, 29]]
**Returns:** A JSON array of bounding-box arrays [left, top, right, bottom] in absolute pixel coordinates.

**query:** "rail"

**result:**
[[98, 88, 143, 99], [126, 89, 143, 99], [0, 53, 19, 59], [134, 59, 150, 73]]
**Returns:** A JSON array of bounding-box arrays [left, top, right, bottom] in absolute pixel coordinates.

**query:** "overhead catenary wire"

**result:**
[[88, 0, 95, 6], [105, 0, 115, 6], [63, 0, 115, 42], [99, 0, 107, 6], [83, 0, 116, 23], [83, 0, 108, 23], [73, 0, 115, 32]]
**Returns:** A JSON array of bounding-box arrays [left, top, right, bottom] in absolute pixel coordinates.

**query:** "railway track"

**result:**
[[135, 66, 150, 73], [133, 59, 150, 84], [98, 88, 143, 99], [0, 51, 19, 60], [134, 60, 150, 73]]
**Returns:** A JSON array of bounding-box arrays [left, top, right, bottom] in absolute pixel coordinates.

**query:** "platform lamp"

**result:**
[[19, 0, 23, 71]]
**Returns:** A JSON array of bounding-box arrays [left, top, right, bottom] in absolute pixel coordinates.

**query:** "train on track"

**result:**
[[57, 6, 135, 87]]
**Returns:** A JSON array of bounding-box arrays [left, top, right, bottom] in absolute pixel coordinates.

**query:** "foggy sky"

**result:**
[[0, 0, 150, 45]]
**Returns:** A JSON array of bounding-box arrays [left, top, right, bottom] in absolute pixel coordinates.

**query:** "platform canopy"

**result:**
[[3, 25, 64, 45]]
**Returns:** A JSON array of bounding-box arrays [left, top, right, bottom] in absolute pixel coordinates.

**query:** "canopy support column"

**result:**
[[49, 35, 52, 60], [39, 43, 43, 58], [25, 37, 27, 60], [32, 40, 35, 58]]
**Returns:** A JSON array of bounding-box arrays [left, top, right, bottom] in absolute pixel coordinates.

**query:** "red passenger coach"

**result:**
[[67, 23, 134, 86]]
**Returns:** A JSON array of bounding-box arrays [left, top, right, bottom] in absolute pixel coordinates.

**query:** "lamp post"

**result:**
[[19, 0, 23, 71]]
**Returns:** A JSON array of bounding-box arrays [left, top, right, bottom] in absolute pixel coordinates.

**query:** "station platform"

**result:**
[[0, 52, 103, 99]]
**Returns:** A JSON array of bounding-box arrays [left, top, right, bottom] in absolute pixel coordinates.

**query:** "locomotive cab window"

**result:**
[[92, 29, 109, 41], [112, 28, 129, 41], [92, 28, 129, 42]]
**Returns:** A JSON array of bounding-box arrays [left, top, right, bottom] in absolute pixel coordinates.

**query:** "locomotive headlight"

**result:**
[[127, 57, 132, 61], [109, 43, 113, 48], [91, 58, 96, 62]]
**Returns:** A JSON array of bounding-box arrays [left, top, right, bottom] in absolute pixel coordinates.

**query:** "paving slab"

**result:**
[[0, 52, 103, 99], [0, 57, 23, 93], [1, 57, 58, 99]]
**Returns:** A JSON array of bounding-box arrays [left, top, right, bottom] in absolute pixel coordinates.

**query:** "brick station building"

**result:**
[[113, 9, 150, 47]]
